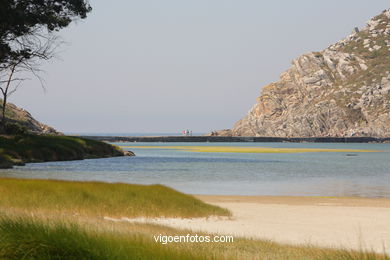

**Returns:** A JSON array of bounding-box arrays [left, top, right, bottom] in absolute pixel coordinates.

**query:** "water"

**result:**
[[1, 142, 390, 197], [65, 132, 206, 137]]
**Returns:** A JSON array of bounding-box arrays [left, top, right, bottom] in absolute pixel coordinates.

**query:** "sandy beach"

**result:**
[[120, 195, 390, 254]]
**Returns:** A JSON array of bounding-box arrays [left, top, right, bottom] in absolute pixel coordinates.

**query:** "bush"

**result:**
[[0, 154, 13, 169], [4, 122, 29, 135], [0, 134, 127, 168]]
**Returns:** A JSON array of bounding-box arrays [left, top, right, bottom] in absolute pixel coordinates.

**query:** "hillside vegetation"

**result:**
[[0, 135, 128, 169]]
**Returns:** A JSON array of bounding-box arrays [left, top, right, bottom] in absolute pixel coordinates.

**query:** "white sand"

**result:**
[[107, 196, 390, 254]]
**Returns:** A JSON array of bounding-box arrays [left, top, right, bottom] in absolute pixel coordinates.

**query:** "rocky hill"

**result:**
[[0, 101, 59, 134], [215, 9, 390, 138]]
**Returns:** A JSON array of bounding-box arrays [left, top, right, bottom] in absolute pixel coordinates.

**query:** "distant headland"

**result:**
[[79, 135, 390, 143]]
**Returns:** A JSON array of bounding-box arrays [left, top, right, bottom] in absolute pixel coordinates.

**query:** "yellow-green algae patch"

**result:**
[[120, 146, 382, 154]]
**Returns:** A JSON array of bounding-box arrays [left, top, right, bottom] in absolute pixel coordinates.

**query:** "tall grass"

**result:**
[[0, 178, 230, 218], [0, 216, 388, 260], [0, 216, 200, 260], [0, 178, 387, 259]]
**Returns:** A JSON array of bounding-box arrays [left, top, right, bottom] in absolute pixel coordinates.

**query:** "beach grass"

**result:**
[[0, 215, 388, 260], [0, 178, 230, 218], [0, 178, 388, 259], [121, 145, 381, 154], [0, 216, 197, 260]]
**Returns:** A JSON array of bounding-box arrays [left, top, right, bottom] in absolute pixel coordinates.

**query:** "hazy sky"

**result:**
[[10, 0, 390, 133]]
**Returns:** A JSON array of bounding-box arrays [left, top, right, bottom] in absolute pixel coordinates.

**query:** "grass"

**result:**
[[121, 145, 381, 154], [0, 215, 388, 260], [0, 134, 125, 168], [0, 178, 230, 218], [0, 178, 388, 259], [0, 216, 198, 260]]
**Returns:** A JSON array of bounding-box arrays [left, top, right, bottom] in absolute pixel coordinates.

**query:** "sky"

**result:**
[[10, 0, 390, 134]]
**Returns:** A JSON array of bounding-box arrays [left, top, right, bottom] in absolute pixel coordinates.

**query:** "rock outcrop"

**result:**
[[215, 9, 390, 138], [0, 101, 59, 134]]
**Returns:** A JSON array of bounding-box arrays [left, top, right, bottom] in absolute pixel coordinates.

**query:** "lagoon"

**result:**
[[1, 142, 390, 198]]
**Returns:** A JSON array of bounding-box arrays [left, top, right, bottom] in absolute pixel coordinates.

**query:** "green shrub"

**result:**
[[4, 122, 29, 135], [0, 134, 126, 168]]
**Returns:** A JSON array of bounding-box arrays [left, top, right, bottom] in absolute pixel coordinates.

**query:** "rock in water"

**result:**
[[217, 9, 390, 138], [0, 102, 59, 134]]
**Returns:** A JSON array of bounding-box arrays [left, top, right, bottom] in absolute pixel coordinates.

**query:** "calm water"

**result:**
[[1, 142, 390, 197], [65, 132, 206, 136]]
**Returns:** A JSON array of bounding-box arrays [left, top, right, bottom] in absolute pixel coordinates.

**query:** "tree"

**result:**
[[0, 0, 92, 132], [0, 32, 57, 129]]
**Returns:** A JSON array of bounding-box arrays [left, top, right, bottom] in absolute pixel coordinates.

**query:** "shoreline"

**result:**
[[127, 195, 390, 253], [2, 177, 389, 255], [79, 135, 390, 143], [0, 134, 132, 169], [195, 195, 390, 208]]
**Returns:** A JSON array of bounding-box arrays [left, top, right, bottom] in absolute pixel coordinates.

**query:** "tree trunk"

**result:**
[[1, 94, 7, 132], [0, 63, 17, 133]]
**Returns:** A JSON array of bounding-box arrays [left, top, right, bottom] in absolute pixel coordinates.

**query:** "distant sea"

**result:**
[[65, 133, 206, 137]]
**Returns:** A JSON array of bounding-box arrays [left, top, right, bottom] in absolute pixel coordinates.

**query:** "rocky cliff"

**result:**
[[216, 9, 390, 138], [0, 101, 59, 134]]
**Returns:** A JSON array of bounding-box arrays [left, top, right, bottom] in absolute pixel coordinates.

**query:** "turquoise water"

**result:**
[[1, 142, 390, 197]]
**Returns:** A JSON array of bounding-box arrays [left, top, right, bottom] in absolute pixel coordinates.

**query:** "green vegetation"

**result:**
[[0, 134, 126, 168], [339, 15, 390, 89], [0, 216, 388, 260], [0, 216, 197, 260], [0, 178, 387, 259], [0, 178, 229, 218], [123, 145, 381, 154], [328, 11, 390, 116], [0, 1, 92, 132]]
